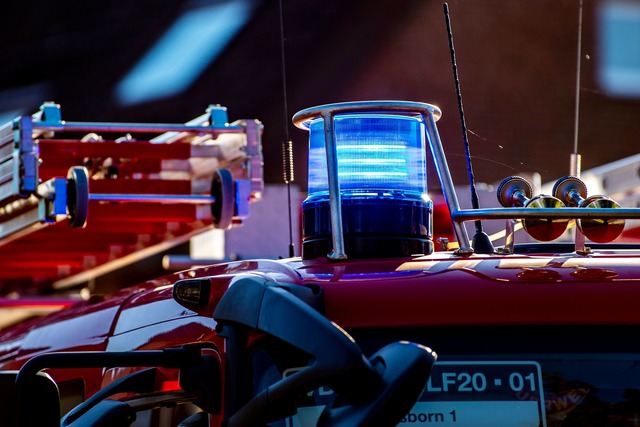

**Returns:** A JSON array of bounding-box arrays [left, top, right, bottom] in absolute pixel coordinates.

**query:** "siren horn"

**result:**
[[553, 176, 624, 243], [497, 176, 569, 241]]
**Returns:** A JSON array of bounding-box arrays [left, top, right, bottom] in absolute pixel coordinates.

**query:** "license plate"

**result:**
[[286, 361, 546, 427]]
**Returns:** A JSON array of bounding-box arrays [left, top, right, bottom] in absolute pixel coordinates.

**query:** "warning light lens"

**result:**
[[301, 112, 433, 259], [307, 114, 427, 200]]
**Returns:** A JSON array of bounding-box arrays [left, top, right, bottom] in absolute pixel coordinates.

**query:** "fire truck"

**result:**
[[2, 97, 640, 427]]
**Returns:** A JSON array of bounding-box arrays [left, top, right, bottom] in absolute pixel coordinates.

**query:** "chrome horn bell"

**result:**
[[553, 176, 624, 243], [497, 176, 569, 241]]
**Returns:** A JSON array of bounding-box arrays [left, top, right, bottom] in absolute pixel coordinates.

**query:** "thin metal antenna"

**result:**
[[443, 3, 493, 253], [571, 0, 584, 177], [279, 0, 296, 258]]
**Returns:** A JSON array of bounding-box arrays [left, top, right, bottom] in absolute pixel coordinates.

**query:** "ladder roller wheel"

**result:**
[[67, 166, 89, 228], [211, 169, 234, 230]]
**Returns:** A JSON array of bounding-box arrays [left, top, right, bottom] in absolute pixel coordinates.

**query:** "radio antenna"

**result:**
[[279, 0, 296, 258], [571, 0, 584, 177], [443, 3, 493, 253]]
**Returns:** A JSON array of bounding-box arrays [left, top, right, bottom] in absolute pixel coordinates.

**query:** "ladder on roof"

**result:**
[[0, 102, 263, 292]]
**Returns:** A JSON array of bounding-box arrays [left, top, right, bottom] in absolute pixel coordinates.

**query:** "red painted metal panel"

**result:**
[[39, 140, 193, 160]]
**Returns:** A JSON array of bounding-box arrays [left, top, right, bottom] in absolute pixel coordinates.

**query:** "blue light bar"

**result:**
[[307, 114, 427, 199]]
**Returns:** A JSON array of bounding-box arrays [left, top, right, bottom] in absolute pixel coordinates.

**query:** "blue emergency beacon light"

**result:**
[[293, 101, 444, 260]]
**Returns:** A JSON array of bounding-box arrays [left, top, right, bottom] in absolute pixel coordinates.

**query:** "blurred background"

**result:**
[[1, 0, 640, 298], [2, 0, 639, 187]]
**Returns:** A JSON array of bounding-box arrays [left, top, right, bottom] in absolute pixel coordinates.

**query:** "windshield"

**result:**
[[252, 326, 640, 426]]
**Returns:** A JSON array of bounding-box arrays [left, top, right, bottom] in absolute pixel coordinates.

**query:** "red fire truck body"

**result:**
[[4, 252, 640, 362], [3, 248, 640, 426]]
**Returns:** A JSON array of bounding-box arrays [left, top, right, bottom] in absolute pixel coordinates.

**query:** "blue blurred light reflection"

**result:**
[[116, 0, 254, 105]]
